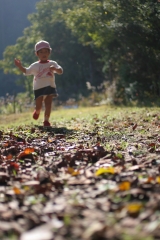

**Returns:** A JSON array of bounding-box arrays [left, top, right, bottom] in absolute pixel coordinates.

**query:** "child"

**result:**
[[14, 40, 63, 126]]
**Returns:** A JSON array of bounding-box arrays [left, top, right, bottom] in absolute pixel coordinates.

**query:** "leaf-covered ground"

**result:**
[[0, 108, 160, 240]]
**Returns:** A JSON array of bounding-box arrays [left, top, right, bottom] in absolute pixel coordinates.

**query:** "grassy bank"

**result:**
[[0, 105, 160, 128]]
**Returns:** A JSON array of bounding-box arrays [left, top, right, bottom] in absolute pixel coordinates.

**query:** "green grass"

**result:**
[[0, 105, 160, 128], [0, 105, 107, 128]]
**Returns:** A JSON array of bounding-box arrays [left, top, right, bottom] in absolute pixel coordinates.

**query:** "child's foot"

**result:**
[[33, 110, 39, 120], [43, 120, 51, 126]]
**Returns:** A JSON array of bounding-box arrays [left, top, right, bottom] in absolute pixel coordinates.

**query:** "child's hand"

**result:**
[[50, 65, 63, 74], [50, 65, 58, 71], [14, 58, 22, 68], [14, 58, 26, 73]]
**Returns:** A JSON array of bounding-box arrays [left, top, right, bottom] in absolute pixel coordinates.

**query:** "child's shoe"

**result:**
[[43, 120, 51, 126], [33, 110, 39, 120]]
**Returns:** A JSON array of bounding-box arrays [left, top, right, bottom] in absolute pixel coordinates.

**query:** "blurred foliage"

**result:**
[[0, 0, 160, 105], [0, 92, 34, 115]]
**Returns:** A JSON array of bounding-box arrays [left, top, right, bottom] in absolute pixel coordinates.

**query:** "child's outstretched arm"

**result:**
[[50, 65, 63, 75], [14, 58, 26, 74]]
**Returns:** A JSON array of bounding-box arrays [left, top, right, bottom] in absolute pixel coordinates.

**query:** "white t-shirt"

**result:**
[[25, 60, 61, 90]]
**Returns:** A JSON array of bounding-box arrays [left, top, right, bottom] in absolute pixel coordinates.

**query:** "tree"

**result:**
[[113, 0, 160, 104], [63, 0, 160, 104], [0, 0, 104, 102], [1, 0, 160, 105]]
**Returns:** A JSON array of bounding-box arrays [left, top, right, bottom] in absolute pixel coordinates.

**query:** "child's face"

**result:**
[[36, 48, 50, 62]]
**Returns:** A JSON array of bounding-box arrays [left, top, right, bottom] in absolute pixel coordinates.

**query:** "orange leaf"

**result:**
[[17, 152, 26, 159], [17, 148, 35, 159], [3, 142, 9, 147], [146, 176, 155, 183], [13, 186, 21, 195], [119, 181, 131, 191], [6, 154, 13, 160], [24, 148, 35, 154], [10, 162, 19, 170]]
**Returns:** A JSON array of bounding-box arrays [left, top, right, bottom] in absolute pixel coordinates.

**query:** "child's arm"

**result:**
[[14, 58, 26, 74], [50, 65, 63, 75]]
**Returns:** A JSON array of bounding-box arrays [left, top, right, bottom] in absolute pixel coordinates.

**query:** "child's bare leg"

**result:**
[[35, 96, 43, 114], [44, 95, 53, 121]]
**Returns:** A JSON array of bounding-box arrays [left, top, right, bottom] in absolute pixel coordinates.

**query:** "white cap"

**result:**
[[35, 40, 52, 52]]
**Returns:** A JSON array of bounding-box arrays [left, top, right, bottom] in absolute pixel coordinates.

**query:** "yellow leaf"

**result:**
[[48, 138, 55, 143], [156, 176, 160, 184], [66, 167, 80, 176], [119, 181, 131, 191], [127, 202, 143, 213], [23, 186, 30, 191], [95, 167, 115, 176], [13, 187, 21, 195]]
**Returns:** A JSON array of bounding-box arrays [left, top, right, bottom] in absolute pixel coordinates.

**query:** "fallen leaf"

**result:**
[[13, 187, 21, 195], [6, 154, 13, 160], [126, 202, 143, 214], [24, 148, 35, 154], [156, 176, 160, 184], [17, 147, 35, 159], [95, 167, 115, 176], [9, 162, 19, 170], [66, 167, 80, 176], [119, 181, 131, 191], [132, 123, 138, 131]]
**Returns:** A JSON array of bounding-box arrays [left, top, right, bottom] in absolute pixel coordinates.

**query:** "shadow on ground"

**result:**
[[36, 125, 75, 135]]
